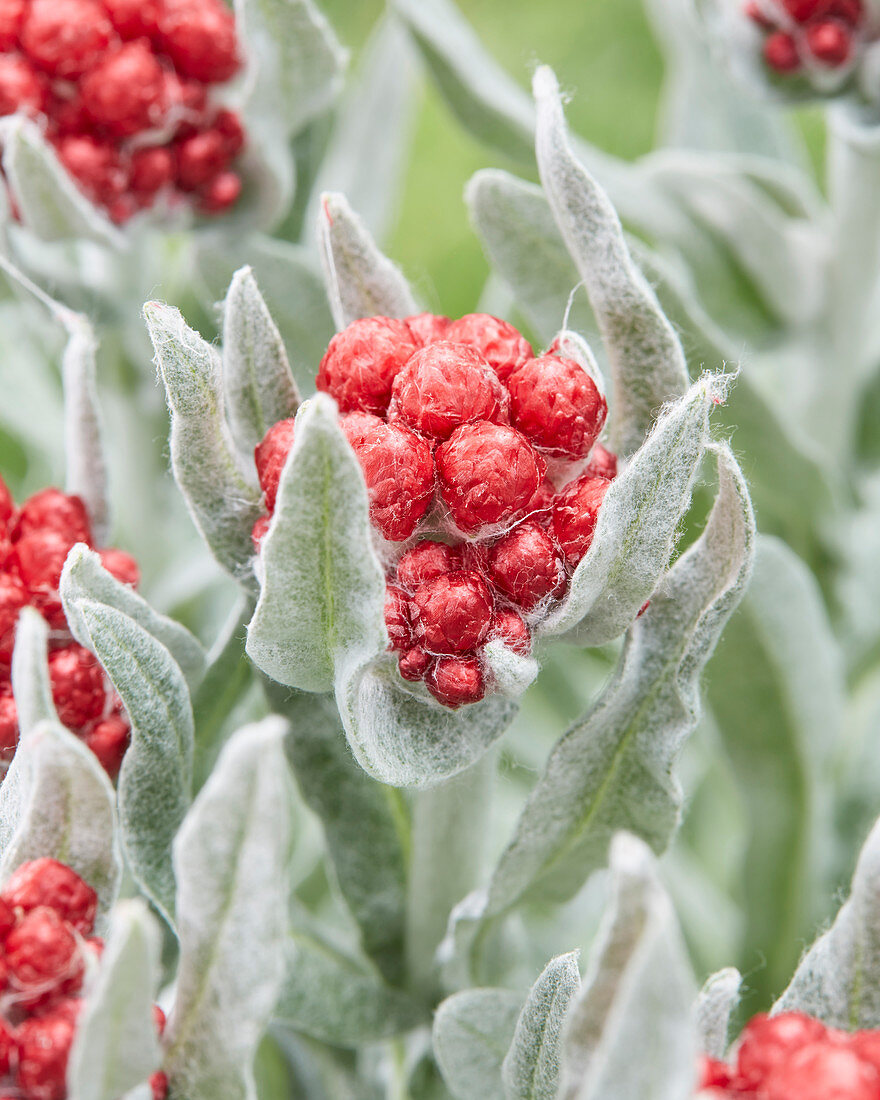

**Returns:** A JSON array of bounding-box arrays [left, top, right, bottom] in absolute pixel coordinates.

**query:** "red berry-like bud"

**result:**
[[4, 858, 98, 935], [389, 342, 509, 441], [488, 608, 531, 655], [507, 355, 607, 459], [98, 547, 140, 587], [488, 521, 565, 610], [395, 541, 462, 592], [317, 317, 416, 417], [550, 474, 610, 566], [699, 1055, 733, 1089], [151, 1070, 170, 1100], [12, 532, 73, 627], [764, 1042, 879, 1100], [410, 570, 494, 654], [16, 1004, 80, 1100], [214, 108, 245, 157], [806, 19, 853, 64], [55, 135, 127, 205], [764, 30, 801, 71], [130, 146, 175, 196], [85, 713, 130, 777], [850, 1030, 880, 1071], [14, 489, 91, 546], [398, 645, 432, 682], [48, 644, 106, 731], [445, 314, 532, 383], [436, 422, 546, 534], [584, 442, 618, 481], [81, 41, 166, 136], [828, 0, 864, 25], [153, 1003, 167, 1035], [250, 514, 271, 552], [157, 0, 241, 83], [22, 0, 116, 79], [0, 54, 47, 117], [781, 0, 825, 19], [0, 572, 27, 662], [102, 0, 162, 38], [0, 0, 25, 51], [176, 128, 229, 190], [384, 584, 413, 652], [6, 907, 84, 1003], [254, 417, 296, 512], [426, 655, 485, 708], [736, 1012, 828, 1087], [339, 411, 383, 448], [0, 692, 16, 759], [199, 170, 242, 214], [406, 312, 451, 346], [349, 421, 435, 542]]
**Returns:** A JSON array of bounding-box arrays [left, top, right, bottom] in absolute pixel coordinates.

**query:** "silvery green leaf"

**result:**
[[318, 191, 418, 330], [272, 688, 407, 984], [433, 989, 523, 1100], [145, 301, 263, 586], [0, 117, 122, 247], [501, 952, 580, 1100], [695, 968, 741, 1060], [221, 266, 300, 461], [70, 599, 194, 926], [775, 812, 880, 1027], [275, 933, 425, 1045], [446, 445, 754, 979], [0, 720, 121, 920], [707, 536, 843, 1001], [533, 66, 689, 456], [541, 375, 721, 645], [62, 544, 207, 694], [482, 641, 539, 700], [163, 717, 294, 1100], [558, 834, 697, 1100], [247, 394, 386, 693], [67, 900, 162, 1100], [10, 607, 57, 738]]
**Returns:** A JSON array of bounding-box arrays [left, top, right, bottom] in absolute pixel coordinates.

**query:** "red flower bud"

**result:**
[[551, 474, 610, 566], [410, 571, 494, 654], [3, 858, 98, 936], [445, 313, 533, 383], [317, 318, 416, 417], [426, 655, 485, 708], [507, 355, 607, 459], [488, 520, 565, 610]]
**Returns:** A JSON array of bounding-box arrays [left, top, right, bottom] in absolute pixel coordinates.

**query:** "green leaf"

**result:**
[[0, 720, 121, 920], [318, 191, 418, 330], [433, 988, 523, 1100], [246, 394, 386, 693], [145, 300, 263, 586], [533, 67, 689, 456], [482, 641, 539, 700], [501, 952, 581, 1100], [696, 968, 741, 1061], [67, 900, 162, 1100], [221, 266, 300, 461], [10, 607, 57, 738], [557, 834, 697, 1100], [71, 600, 194, 926], [163, 718, 294, 1100]]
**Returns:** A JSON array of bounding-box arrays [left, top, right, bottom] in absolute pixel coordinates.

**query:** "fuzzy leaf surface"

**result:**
[[11, 608, 57, 737], [434, 988, 523, 1100], [163, 718, 293, 1100], [696, 968, 741, 1060]]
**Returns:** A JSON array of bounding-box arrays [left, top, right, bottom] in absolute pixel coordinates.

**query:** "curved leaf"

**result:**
[[10, 607, 57, 738], [696, 968, 741, 1060], [434, 988, 523, 1100]]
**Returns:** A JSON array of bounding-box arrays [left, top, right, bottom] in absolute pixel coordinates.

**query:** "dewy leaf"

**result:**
[[318, 191, 418, 331], [696, 968, 741, 1060], [145, 301, 263, 587], [62, 544, 207, 695], [533, 66, 689, 456], [67, 900, 162, 1100], [221, 266, 300, 461], [0, 720, 121, 920], [557, 834, 697, 1100], [501, 952, 581, 1100], [71, 600, 194, 926], [541, 375, 721, 645], [10, 607, 58, 738], [246, 394, 386, 694], [433, 988, 523, 1100], [163, 717, 294, 1100]]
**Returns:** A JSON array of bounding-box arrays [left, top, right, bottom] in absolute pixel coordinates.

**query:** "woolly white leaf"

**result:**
[[163, 718, 294, 1100], [696, 968, 741, 1060], [433, 988, 523, 1100], [558, 834, 697, 1100], [145, 301, 263, 586], [71, 600, 193, 926], [62, 544, 206, 694], [67, 900, 162, 1100], [318, 191, 418, 330], [541, 375, 720, 645], [0, 720, 121, 920], [482, 640, 539, 699], [246, 394, 386, 693], [533, 66, 689, 456], [221, 266, 299, 462], [10, 607, 57, 738], [501, 952, 581, 1100]]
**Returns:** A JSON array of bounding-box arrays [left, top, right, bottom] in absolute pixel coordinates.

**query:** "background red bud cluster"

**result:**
[[253, 313, 618, 709], [745, 0, 865, 74], [0, 477, 139, 776], [0, 0, 246, 222]]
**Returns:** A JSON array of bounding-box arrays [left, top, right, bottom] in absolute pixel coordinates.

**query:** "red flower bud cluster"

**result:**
[[700, 1011, 880, 1099], [0, 857, 166, 1100], [253, 313, 617, 709], [0, 0, 245, 223], [744, 0, 864, 76], [0, 477, 138, 776]]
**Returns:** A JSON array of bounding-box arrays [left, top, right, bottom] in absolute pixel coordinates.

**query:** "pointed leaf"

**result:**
[[163, 718, 294, 1100], [318, 191, 418, 330], [558, 834, 697, 1100], [67, 900, 162, 1100], [11, 607, 57, 738], [246, 394, 386, 693], [501, 952, 581, 1100], [696, 968, 741, 1060], [433, 988, 523, 1100], [221, 266, 299, 463], [533, 66, 689, 456]]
